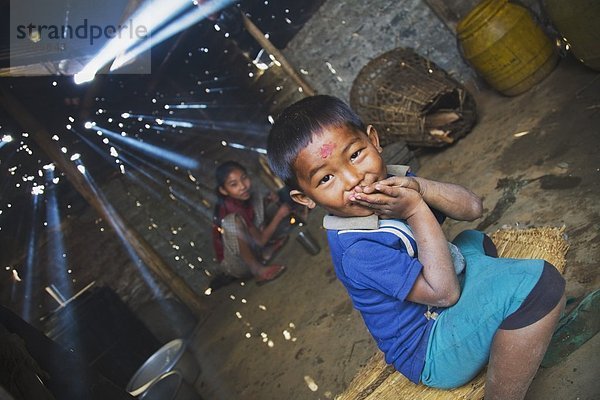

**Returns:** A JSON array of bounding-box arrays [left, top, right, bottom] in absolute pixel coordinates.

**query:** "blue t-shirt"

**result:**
[[326, 217, 443, 383]]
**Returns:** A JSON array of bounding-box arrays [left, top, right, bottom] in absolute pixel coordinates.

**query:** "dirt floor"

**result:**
[[188, 56, 600, 400]]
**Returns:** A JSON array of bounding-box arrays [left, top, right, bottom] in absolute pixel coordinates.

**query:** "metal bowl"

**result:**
[[127, 339, 200, 397], [139, 371, 200, 400]]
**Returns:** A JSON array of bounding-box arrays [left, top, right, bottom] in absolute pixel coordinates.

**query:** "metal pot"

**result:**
[[127, 339, 200, 397], [296, 230, 321, 255], [139, 371, 200, 400]]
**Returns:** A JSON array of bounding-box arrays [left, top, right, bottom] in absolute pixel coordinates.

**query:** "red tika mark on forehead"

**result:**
[[319, 142, 336, 159]]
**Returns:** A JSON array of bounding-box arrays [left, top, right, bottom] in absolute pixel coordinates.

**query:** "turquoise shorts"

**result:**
[[420, 230, 546, 389]]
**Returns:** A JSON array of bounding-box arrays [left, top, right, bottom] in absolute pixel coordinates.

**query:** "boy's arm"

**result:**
[[353, 176, 482, 222], [414, 177, 483, 221], [355, 187, 461, 307], [403, 200, 461, 307]]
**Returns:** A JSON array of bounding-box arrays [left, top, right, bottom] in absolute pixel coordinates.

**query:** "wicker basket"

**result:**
[[336, 226, 569, 400], [350, 48, 477, 147]]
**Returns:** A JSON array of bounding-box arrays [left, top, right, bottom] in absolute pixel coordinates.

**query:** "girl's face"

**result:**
[[218, 168, 252, 201]]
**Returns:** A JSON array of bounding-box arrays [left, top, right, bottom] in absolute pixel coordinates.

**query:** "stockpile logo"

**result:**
[[10, 0, 151, 76]]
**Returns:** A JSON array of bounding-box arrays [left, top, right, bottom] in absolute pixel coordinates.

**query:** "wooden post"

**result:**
[[423, 0, 460, 33], [240, 11, 316, 96], [0, 89, 207, 316], [423, 0, 481, 33]]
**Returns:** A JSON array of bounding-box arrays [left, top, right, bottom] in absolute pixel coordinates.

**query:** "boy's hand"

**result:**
[[358, 176, 423, 196], [350, 177, 424, 219]]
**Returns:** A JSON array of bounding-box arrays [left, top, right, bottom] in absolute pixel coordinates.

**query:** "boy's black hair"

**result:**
[[267, 95, 366, 189]]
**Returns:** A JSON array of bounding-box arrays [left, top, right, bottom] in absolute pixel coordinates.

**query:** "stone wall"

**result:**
[[281, 0, 475, 103], [278, 0, 548, 103]]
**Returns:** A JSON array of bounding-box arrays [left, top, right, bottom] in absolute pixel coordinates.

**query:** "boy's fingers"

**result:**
[[368, 177, 419, 191], [362, 181, 417, 195], [349, 200, 377, 213], [374, 176, 402, 186], [361, 186, 406, 199], [352, 193, 388, 205], [372, 185, 401, 196], [358, 184, 387, 194], [372, 176, 411, 187], [351, 196, 391, 209], [358, 185, 374, 194]]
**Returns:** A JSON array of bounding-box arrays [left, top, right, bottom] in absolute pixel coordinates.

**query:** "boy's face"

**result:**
[[290, 124, 386, 217]]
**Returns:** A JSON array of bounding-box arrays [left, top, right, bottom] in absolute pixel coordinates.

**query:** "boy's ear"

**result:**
[[289, 189, 317, 209], [366, 125, 383, 153], [218, 186, 228, 196]]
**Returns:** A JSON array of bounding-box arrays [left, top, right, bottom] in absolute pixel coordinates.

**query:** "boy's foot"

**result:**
[[255, 265, 286, 285], [261, 235, 289, 264]]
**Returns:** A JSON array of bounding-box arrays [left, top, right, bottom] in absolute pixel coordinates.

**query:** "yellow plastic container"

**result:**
[[457, 0, 558, 96], [544, 0, 600, 71]]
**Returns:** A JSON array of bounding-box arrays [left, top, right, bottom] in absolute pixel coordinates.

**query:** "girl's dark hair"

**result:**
[[267, 95, 366, 189], [213, 160, 247, 224]]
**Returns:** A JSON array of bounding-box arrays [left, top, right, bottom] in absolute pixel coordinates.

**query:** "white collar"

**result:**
[[323, 214, 379, 230]]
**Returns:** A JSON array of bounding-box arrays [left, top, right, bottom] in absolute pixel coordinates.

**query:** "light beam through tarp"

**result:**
[[21, 193, 41, 322], [92, 125, 199, 170], [74, 0, 193, 83], [44, 167, 73, 299], [110, 0, 235, 71], [72, 158, 163, 297]]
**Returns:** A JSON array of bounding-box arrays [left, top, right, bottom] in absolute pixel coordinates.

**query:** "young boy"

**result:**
[[267, 95, 565, 399]]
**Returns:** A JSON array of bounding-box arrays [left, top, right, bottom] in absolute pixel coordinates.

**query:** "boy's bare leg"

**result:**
[[485, 295, 566, 400]]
